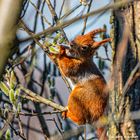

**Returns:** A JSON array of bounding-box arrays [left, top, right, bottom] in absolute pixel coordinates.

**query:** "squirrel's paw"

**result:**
[[61, 106, 68, 119]]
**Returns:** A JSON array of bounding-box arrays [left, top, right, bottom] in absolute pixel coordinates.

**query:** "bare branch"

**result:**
[[21, 0, 134, 42], [20, 86, 66, 111]]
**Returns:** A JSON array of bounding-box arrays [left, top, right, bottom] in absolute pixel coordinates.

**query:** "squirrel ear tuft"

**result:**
[[92, 38, 111, 49], [88, 28, 106, 38]]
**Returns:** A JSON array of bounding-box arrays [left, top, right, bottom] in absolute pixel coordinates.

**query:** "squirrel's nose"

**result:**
[[59, 44, 71, 49]]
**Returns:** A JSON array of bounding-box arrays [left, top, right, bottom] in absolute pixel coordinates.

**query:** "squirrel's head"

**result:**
[[60, 29, 111, 60]]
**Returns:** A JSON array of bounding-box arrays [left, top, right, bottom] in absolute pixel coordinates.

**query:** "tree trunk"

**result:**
[[0, 0, 23, 78], [124, 1, 140, 138], [109, 1, 140, 139]]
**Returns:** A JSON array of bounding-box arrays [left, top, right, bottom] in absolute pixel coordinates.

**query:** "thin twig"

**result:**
[[53, 118, 63, 135], [119, 63, 140, 122], [60, 4, 81, 20], [20, 0, 134, 42], [1, 113, 26, 140], [18, 116, 25, 138], [8, 121, 26, 140], [81, 0, 93, 35], [59, 0, 66, 18], [45, 0, 68, 42], [21, 20, 72, 92], [41, 0, 46, 30], [29, 0, 51, 26], [19, 111, 62, 116], [0, 112, 14, 137]]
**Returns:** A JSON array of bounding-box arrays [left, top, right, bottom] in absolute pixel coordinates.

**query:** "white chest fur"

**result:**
[[65, 74, 99, 90], [66, 77, 76, 90]]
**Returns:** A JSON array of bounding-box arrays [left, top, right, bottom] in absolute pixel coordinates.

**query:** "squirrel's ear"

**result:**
[[87, 28, 106, 38], [92, 38, 111, 49]]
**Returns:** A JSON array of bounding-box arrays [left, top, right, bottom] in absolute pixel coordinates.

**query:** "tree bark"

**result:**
[[124, 1, 140, 138], [0, 0, 23, 78], [109, 1, 140, 139]]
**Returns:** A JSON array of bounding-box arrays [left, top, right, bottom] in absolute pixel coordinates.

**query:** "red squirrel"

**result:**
[[51, 29, 111, 139]]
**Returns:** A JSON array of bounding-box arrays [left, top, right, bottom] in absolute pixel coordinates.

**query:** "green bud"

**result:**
[[5, 129, 10, 140], [49, 46, 59, 54], [53, 33, 61, 43], [14, 88, 20, 99], [58, 37, 65, 44], [13, 105, 17, 112], [10, 71, 16, 89], [45, 41, 52, 47], [9, 89, 15, 104], [0, 82, 9, 96]]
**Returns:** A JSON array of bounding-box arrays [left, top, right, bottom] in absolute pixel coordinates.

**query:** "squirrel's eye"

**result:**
[[81, 46, 88, 51], [70, 41, 75, 47]]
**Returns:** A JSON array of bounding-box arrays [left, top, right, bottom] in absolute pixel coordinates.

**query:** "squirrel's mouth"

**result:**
[[66, 49, 79, 59], [59, 44, 80, 59]]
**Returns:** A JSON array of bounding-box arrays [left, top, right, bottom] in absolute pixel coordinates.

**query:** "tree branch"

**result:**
[[20, 86, 67, 111], [20, 0, 134, 42]]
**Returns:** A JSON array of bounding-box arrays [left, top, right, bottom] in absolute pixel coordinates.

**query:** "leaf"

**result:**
[[9, 89, 15, 104], [14, 88, 20, 99], [58, 37, 65, 44], [5, 129, 10, 140], [10, 71, 16, 89], [53, 33, 61, 43], [0, 82, 9, 96], [49, 46, 59, 54], [44, 41, 52, 47]]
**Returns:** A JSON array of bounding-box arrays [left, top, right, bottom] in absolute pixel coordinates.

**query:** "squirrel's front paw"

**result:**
[[61, 107, 68, 119]]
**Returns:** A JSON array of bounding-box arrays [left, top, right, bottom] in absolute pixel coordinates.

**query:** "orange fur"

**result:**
[[67, 77, 108, 124], [53, 29, 111, 140]]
